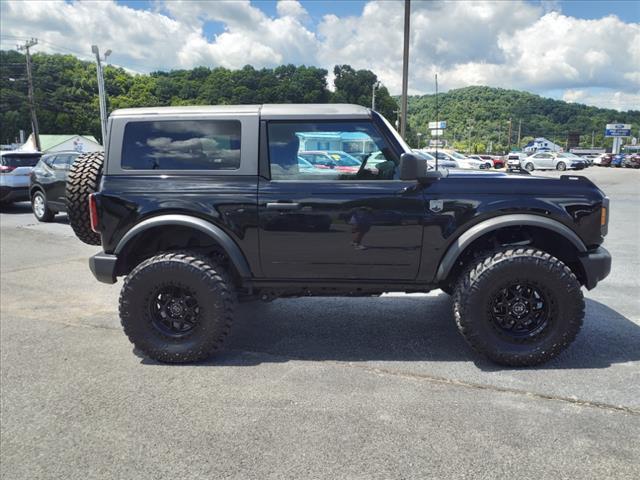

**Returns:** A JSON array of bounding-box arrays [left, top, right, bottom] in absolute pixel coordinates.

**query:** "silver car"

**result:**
[[0, 151, 43, 205], [521, 152, 587, 172]]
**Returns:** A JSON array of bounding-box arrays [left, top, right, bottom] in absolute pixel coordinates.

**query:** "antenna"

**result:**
[[435, 73, 439, 171]]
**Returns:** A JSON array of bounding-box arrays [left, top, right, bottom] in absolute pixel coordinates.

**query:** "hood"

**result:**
[[435, 168, 604, 197]]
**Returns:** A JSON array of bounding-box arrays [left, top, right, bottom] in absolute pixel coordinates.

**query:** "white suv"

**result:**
[[0, 151, 42, 204]]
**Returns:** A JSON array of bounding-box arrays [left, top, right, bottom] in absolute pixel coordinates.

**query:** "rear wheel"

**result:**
[[31, 190, 55, 222], [453, 248, 584, 366], [119, 252, 236, 363], [66, 151, 104, 245], [556, 161, 566, 171]]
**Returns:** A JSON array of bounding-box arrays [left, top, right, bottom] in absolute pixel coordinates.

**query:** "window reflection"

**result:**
[[122, 120, 241, 170]]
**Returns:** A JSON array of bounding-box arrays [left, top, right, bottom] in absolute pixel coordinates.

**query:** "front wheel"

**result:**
[[524, 162, 535, 172], [556, 161, 567, 171], [119, 252, 236, 363], [31, 190, 55, 222], [453, 248, 584, 366]]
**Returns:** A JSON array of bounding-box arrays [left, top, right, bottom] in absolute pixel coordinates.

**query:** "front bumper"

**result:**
[[578, 246, 611, 290], [0, 186, 29, 203], [89, 252, 118, 284]]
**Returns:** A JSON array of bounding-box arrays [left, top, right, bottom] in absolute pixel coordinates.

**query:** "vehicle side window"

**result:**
[[267, 121, 398, 181], [52, 155, 73, 169], [121, 120, 241, 170]]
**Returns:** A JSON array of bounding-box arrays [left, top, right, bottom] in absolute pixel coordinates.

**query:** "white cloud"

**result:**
[[563, 89, 640, 111], [277, 0, 309, 22], [0, 0, 638, 110]]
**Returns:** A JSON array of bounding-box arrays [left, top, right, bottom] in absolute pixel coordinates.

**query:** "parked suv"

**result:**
[[66, 104, 611, 367], [0, 151, 42, 205], [29, 151, 82, 221]]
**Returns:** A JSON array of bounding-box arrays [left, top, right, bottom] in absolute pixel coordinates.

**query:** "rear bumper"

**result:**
[[0, 186, 29, 203], [579, 246, 611, 290], [89, 252, 118, 284]]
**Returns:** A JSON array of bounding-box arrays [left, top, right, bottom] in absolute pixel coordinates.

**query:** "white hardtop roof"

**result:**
[[110, 103, 371, 119]]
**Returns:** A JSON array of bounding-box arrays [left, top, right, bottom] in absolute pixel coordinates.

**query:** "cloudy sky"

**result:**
[[1, 0, 638, 111]]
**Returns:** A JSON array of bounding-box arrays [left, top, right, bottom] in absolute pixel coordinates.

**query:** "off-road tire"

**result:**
[[453, 248, 584, 366], [119, 252, 236, 363], [556, 161, 567, 171], [66, 151, 104, 245], [31, 190, 55, 222]]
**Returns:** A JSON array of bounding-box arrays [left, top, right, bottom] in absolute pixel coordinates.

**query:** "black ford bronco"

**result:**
[[66, 104, 611, 366]]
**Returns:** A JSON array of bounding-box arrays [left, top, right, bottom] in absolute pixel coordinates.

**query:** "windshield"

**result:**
[[376, 112, 411, 152], [413, 150, 435, 161], [449, 151, 467, 160]]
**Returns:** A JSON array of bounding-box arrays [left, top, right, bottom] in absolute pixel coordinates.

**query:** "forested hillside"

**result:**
[[0, 51, 395, 144], [1, 50, 637, 152], [406, 86, 639, 152]]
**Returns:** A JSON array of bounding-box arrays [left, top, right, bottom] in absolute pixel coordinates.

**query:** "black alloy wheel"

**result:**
[[488, 282, 550, 340], [149, 285, 201, 337]]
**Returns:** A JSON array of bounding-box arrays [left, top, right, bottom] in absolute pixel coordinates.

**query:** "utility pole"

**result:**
[[467, 126, 472, 153], [17, 38, 40, 151], [591, 130, 595, 148], [517, 119, 522, 148], [92, 45, 112, 145], [400, 0, 411, 139], [371, 81, 380, 110], [507, 118, 513, 152]]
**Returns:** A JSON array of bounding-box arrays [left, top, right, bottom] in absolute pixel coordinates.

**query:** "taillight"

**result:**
[[601, 197, 609, 236], [89, 194, 99, 233], [0, 165, 16, 173]]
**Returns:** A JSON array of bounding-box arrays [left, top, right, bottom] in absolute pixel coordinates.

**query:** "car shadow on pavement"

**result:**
[[0, 201, 32, 213], [140, 294, 640, 370], [0, 201, 68, 223]]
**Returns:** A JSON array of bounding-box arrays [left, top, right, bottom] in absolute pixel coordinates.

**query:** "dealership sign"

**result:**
[[605, 123, 631, 137]]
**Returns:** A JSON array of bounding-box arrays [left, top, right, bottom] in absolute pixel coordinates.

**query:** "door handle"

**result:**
[[266, 202, 301, 210]]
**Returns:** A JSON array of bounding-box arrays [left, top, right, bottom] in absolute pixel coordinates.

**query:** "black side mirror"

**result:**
[[400, 153, 444, 182], [399, 153, 425, 180]]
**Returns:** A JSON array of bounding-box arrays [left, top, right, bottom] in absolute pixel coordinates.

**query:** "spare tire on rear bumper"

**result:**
[[66, 151, 104, 245]]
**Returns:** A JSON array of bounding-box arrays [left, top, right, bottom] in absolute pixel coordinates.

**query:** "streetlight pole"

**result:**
[[92, 45, 111, 146], [400, 0, 411, 139], [371, 81, 380, 110]]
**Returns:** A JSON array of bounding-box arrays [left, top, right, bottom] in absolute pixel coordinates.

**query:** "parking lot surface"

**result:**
[[1, 167, 639, 479]]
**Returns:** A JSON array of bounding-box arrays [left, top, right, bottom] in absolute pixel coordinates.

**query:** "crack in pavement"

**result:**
[[234, 350, 640, 416], [16, 316, 639, 417], [2, 257, 89, 274]]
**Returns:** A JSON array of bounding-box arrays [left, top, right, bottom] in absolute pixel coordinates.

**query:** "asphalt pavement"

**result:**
[[1, 167, 639, 479]]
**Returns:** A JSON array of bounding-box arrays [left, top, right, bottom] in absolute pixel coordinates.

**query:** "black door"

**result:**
[[49, 153, 75, 208], [258, 119, 425, 280]]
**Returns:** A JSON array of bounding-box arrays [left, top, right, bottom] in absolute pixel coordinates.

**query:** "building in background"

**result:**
[[296, 131, 375, 157], [523, 137, 563, 154], [20, 134, 102, 153]]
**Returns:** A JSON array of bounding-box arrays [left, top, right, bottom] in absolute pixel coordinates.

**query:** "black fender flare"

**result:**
[[114, 214, 252, 278], [435, 214, 587, 282]]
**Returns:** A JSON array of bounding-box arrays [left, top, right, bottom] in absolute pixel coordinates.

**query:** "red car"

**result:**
[[491, 155, 505, 168]]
